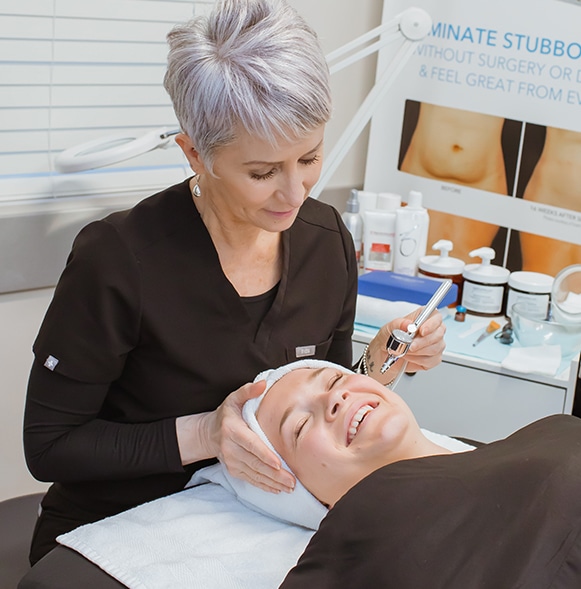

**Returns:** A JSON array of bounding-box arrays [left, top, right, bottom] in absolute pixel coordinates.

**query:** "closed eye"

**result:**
[[294, 416, 309, 443], [250, 155, 320, 181], [251, 168, 276, 181], [328, 372, 343, 389], [299, 155, 320, 166]]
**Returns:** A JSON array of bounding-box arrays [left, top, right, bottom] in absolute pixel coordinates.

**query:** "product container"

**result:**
[[354, 190, 378, 270], [393, 190, 429, 276], [356, 190, 379, 218], [506, 271, 553, 319], [341, 189, 363, 264], [377, 192, 402, 210], [461, 247, 509, 316], [362, 193, 400, 272], [418, 239, 465, 305]]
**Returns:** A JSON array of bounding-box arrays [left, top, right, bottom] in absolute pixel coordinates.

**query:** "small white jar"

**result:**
[[461, 247, 509, 316], [506, 271, 554, 318]]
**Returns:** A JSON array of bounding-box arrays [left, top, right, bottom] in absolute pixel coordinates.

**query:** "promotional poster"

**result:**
[[365, 0, 581, 275]]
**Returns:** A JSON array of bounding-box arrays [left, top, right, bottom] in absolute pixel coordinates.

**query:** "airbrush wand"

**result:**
[[380, 279, 453, 374]]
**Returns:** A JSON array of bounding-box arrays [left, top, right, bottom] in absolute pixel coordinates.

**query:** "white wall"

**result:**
[[0, 289, 53, 501], [0, 0, 381, 502]]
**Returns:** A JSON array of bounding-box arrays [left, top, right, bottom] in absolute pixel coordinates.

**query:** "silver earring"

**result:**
[[192, 176, 202, 198]]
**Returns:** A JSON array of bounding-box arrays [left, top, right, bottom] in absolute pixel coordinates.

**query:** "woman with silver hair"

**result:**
[[23, 0, 445, 565]]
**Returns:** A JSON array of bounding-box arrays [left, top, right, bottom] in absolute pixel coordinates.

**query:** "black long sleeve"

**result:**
[[24, 360, 183, 483]]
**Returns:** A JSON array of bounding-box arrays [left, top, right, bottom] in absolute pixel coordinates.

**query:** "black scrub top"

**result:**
[[24, 178, 357, 528]]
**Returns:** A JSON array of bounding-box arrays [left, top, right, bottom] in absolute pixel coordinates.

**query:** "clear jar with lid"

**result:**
[[506, 271, 553, 318], [461, 247, 509, 316], [418, 240, 465, 306]]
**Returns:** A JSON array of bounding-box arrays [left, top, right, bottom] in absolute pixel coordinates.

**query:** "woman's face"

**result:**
[[180, 125, 325, 233], [256, 367, 422, 507]]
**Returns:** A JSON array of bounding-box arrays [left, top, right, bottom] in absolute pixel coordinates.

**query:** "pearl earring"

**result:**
[[192, 175, 202, 198]]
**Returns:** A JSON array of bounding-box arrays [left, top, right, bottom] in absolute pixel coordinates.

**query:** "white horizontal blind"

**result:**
[[0, 0, 215, 204]]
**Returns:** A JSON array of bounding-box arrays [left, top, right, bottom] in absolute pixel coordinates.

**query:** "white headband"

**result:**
[[240, 359, 353, 529], [190, 359, 352, 530]]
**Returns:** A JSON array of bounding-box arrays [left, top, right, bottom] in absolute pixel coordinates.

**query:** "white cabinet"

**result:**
[[352, 333, 579, 443]]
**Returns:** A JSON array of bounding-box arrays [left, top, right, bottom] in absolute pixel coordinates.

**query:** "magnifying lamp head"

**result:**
[[54, 128, 178, 173], [552, 264, 581, 323]]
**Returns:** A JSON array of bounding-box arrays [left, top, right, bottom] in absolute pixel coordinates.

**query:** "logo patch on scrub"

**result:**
[[44, 355, 59, 371], [295, 345, 316, 358]]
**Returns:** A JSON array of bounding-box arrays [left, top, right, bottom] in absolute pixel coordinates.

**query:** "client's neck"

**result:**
[[407, 435, 454, 461]]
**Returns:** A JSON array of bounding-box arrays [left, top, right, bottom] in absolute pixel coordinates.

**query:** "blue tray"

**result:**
[[358, 271, 458, 308]]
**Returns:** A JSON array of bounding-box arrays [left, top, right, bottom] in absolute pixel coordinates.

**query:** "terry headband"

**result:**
[[190, 359, 353, 530]]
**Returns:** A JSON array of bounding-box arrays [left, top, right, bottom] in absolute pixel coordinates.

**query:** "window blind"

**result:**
[[0, 0, 214, 205]]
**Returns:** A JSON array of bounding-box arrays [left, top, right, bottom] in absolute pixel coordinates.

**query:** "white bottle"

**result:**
[[341, 189, 364, 264], [356, 190, 379, 219], [354, 190, 378, 270], [393, 190, 430, 276], [362, 193, 401, 272], [461, 247, 510, 316]]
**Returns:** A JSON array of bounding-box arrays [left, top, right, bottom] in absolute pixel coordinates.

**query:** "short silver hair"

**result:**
[[163, 0, 332, 172]]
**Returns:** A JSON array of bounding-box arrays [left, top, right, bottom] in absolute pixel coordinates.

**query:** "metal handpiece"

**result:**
[[380, 279, 453, 374], [380, 328, 414, 372], [409, 279, 453, 333]]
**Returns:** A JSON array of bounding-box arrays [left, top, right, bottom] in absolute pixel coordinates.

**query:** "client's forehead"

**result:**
[[268, 367, 326, 396], [257, 368, 324, 419]]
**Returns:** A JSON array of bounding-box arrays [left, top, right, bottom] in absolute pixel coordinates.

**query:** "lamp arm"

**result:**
[[326, 7, 430, 75], [326, 15, 402, 74], [329, 32, 403, 76], [311, 6, 431, 199], [311, 38, 418, 200]]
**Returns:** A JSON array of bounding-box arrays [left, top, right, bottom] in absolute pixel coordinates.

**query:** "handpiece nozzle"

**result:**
[[379, 279, 453, 375], [379, 354, 400, 374]]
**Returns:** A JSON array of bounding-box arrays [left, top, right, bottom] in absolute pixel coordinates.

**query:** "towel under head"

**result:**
[[191, 359, 353, 530]]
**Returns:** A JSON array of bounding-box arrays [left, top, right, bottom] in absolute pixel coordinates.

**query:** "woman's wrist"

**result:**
[[175, 411, 217, 466]]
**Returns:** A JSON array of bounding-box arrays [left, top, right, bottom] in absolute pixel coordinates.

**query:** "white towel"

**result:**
[[355, 295, 419, 329], [421, 429, 475, 452], [58, 483, 314, 589], [500, 344, 562, 376]]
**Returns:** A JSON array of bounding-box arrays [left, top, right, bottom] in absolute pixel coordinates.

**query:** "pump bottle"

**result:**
[[341, 189, 364, 264], [418, 240, 465, 305], [461, 247, 509, 316], [393, 190, 429, 276]]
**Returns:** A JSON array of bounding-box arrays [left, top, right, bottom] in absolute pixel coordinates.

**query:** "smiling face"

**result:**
[[256, 367, 427, 507], [177, 125, 325, 234]]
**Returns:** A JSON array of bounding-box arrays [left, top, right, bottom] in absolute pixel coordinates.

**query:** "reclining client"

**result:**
[[240, 359, 581, 589]]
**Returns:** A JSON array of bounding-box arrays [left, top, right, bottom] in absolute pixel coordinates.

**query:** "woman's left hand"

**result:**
[[365, 308, 446, 383]]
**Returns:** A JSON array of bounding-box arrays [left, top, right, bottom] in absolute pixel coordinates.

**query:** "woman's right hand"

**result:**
[[176, 380, 296, 494]]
